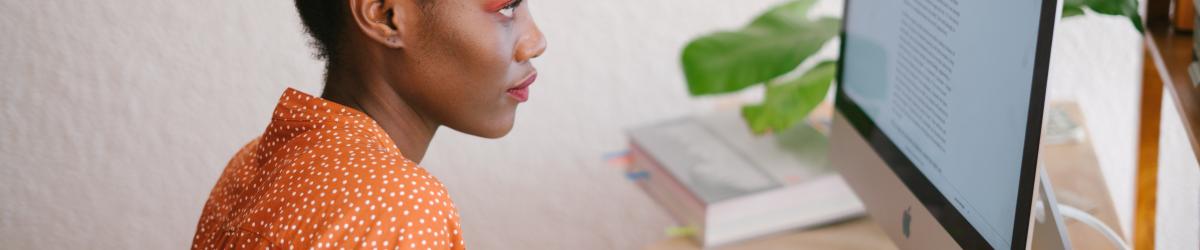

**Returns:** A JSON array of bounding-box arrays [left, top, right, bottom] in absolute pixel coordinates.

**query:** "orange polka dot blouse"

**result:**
[[192, 88, 465, 249]]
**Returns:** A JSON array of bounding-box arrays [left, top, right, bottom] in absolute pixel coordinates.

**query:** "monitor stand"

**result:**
[[1029, 165, 1072, 249]]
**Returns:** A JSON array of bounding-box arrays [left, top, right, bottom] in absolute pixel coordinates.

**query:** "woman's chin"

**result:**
[[451, 114, 515, 139], [473, 126, 513, 139]]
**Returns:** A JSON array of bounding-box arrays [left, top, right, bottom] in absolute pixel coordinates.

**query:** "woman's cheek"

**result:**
[[470, 35, 513, 85]]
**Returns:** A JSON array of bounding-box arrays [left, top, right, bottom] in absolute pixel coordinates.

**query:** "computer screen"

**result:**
[[837, 0, 1052, 248]]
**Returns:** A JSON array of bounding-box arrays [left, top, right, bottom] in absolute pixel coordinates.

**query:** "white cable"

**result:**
[[1055, 203, 1130, 250]]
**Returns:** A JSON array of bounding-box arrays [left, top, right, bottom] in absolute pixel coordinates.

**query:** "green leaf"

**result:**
[[1064, 0, 1143, 32], [747, 0, 821, 30], [1126, 14, 1144, 32], [1083, 0, 1132, 15], [682, 0, 841, 96], [1062, 5, 1085, 17], [1063, 0, 1086, 9], [741, 61, 837, 134], [1087, 0, 1143, 31]]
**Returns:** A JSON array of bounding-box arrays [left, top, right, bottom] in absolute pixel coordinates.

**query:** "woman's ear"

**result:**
[[349, 0, 405, 48]]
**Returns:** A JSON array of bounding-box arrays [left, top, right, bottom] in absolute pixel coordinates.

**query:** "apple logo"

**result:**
[[902, 206, 912, 239]]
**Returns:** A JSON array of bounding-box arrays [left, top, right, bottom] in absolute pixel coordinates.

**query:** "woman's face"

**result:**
[[386, 0, 546, 138]]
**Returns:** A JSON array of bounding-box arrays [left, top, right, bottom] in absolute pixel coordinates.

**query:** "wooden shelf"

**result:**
[[1144, 22, 1200, 160], [1136, 2, 1200, 247]]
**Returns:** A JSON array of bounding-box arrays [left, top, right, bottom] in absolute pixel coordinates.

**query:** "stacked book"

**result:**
[[623, 111, 864, 247]]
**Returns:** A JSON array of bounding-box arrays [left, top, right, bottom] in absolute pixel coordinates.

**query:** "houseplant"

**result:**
[[681, 0, 1143, 134]]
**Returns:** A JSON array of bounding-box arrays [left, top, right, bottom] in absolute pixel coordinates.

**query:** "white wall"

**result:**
[[0, 1, 325, 249], [1, 0, 1190, 249], [1155, 93, 1200, 250]]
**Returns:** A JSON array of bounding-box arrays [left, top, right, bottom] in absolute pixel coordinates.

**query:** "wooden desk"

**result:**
[[645, 218, 893, 250], [646, 103, 1123, 250], [1042, 103, 1125, 250]]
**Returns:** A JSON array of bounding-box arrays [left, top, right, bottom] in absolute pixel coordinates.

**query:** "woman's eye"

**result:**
[[496, 0, 522, 18], [499, 6, 515, 18]]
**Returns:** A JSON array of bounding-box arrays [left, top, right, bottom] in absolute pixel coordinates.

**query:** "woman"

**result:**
[[191, 0, 546, 249]]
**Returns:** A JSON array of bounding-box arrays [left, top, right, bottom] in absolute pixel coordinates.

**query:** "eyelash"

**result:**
[[498, 0, 524, 17]]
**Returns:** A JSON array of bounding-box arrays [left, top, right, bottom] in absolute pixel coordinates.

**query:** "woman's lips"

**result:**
[[507, 72, 537, 103]]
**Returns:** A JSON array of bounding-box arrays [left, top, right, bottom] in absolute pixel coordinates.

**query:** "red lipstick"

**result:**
[[507, 72, 537, 103]]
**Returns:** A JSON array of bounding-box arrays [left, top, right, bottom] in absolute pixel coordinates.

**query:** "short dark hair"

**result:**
[[294, 0, 349, 63]]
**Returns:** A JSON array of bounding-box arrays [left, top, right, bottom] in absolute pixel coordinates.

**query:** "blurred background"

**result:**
[[0, 0, 1194, 249]]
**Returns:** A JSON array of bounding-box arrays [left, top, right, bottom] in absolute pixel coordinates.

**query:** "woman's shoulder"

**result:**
[[271, 124, 455, 208], [231, 127, 465, 249]]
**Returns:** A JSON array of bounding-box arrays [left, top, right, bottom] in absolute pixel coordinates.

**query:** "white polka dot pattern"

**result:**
[[192, 88, 465, 250]]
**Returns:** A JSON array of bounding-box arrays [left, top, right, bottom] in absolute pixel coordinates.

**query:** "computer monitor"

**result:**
[[830, 0, 1060, 249]]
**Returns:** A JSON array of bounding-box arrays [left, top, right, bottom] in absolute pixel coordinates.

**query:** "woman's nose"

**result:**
[[515, 19, 547, 62]]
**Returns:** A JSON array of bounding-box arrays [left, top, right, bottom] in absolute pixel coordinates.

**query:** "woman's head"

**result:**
[[295, 0, 546, 138]]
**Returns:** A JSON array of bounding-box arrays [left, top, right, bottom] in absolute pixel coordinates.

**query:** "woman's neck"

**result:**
[[321, 64, 439, 163]]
